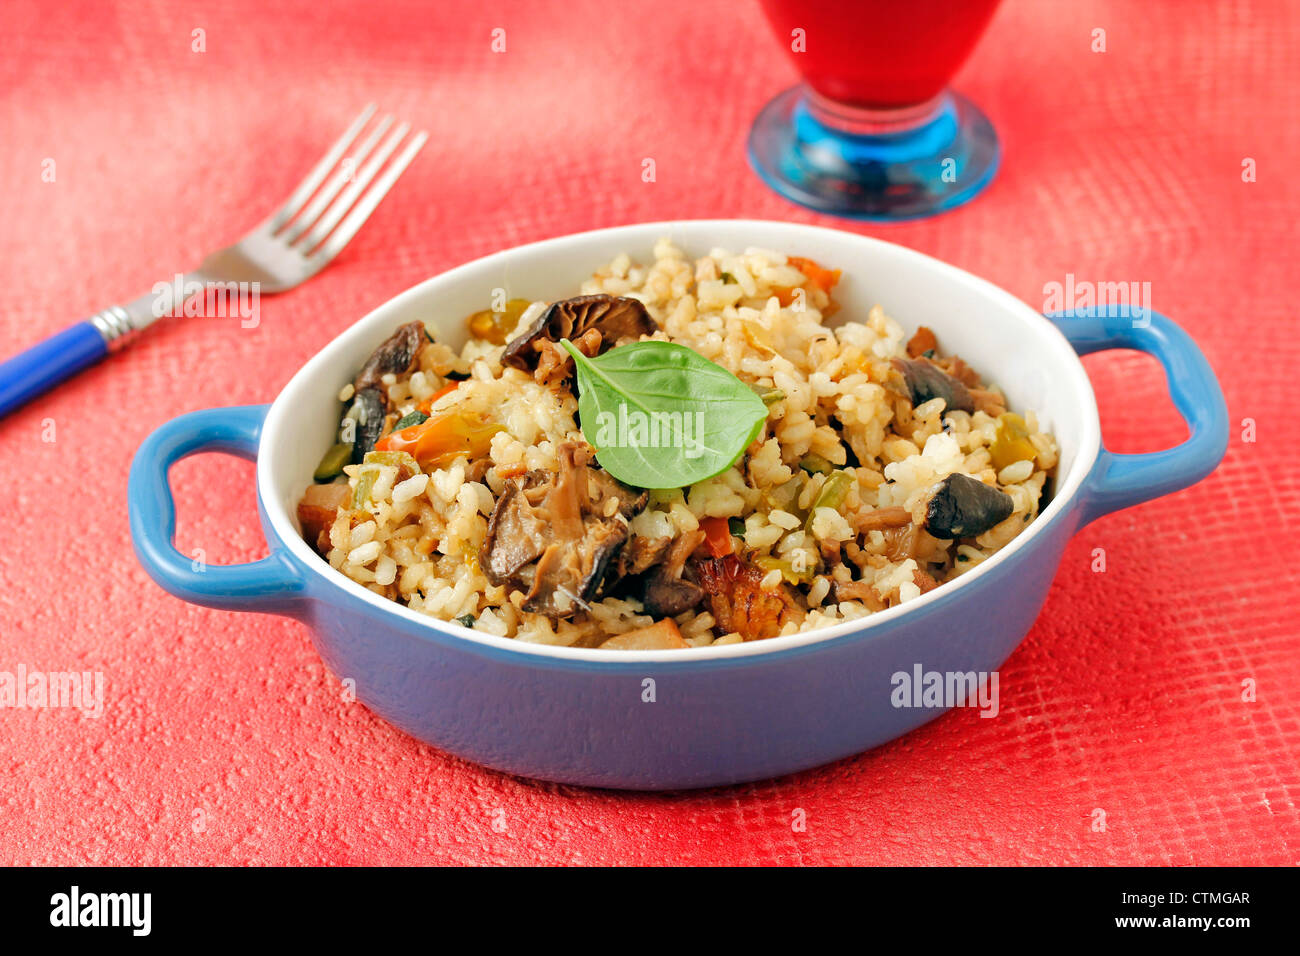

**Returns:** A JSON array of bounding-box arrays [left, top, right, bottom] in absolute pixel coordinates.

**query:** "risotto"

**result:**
[[297, 240, 1058, 650]]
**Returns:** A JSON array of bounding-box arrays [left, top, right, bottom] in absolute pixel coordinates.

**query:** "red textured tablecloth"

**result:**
[[1, 0, 1295, 866]]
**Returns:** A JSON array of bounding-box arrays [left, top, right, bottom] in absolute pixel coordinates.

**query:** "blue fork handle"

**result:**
[[1047, 308, 1229, 526], [0, 320, 110, 418]]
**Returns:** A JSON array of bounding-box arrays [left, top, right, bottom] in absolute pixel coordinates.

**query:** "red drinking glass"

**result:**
[[748, 0, 1004, 220]]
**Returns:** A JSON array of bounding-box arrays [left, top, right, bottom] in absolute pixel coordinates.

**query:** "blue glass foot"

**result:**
[[747, 86, 1000, 222]]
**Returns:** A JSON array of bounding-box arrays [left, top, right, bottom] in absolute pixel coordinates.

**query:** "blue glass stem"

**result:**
[[747, 85, 1000, 221]]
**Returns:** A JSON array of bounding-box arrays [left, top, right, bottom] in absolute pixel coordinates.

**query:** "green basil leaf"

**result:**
[[560, 339, 768, 490]]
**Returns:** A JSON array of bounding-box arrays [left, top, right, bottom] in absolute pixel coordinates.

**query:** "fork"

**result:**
[[0, 105, 427, 418]]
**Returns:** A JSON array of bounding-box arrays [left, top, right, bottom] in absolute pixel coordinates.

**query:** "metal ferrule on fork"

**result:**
[[89, 305, 137, 352]]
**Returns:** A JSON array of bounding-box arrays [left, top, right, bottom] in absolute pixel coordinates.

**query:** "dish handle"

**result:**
[[128, 404, 306, 615], [1047, 308, 1228, 527]]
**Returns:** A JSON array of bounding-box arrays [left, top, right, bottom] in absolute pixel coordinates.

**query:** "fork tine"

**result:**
[[308, 130, 428, 264], [268, 104, 376, 232], [297, 122, 412, 251], [280, 114, 395, 244]]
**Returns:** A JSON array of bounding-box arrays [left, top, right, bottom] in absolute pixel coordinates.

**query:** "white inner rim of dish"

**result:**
[[259, 220, 1100, 662]]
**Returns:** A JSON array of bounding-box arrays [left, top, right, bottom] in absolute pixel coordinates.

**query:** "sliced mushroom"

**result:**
[[524, 521, 628, 616], [534, 328, 600, 387], [851, 505, 912, 534], [693, 554, 804, 642], [479, 442, 647, 618], [479, 477, 550, 583], [615, 534, 672, 578], [586, 466, 649, 519], [891, 357, 975, 414], [501, 294, 657, 376], [347, 321, 428, 461], [354, 321, 426, 392], [346, 387, 388, 464], [829, 579, 886, 612], [923, 473, 1014, 539], [834, 566, 940, 606], [641, 530, 706, 617]]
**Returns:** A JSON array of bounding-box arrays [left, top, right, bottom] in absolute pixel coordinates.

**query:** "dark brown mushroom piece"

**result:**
[[354, 321, 426, 392], [525, 523, 629, 617], [923, 473, 1014, 539], [641, 530, 706, 617], [891, 357, 975, 414], [501, 294, 657, 380], [585, 466, 649, 520], [614, 534, 672, 579], [478, 475, 551, 583], [346, 387, 388, 464], [479, 442, 647, 618], [346, 321, 427, 462]]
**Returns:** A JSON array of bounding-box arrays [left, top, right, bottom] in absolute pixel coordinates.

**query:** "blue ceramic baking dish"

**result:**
[[128, 221, 1228, 789]]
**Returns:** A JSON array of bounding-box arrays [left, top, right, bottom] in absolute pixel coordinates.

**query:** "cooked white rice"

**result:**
[[309, 240, 1058, 649]]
